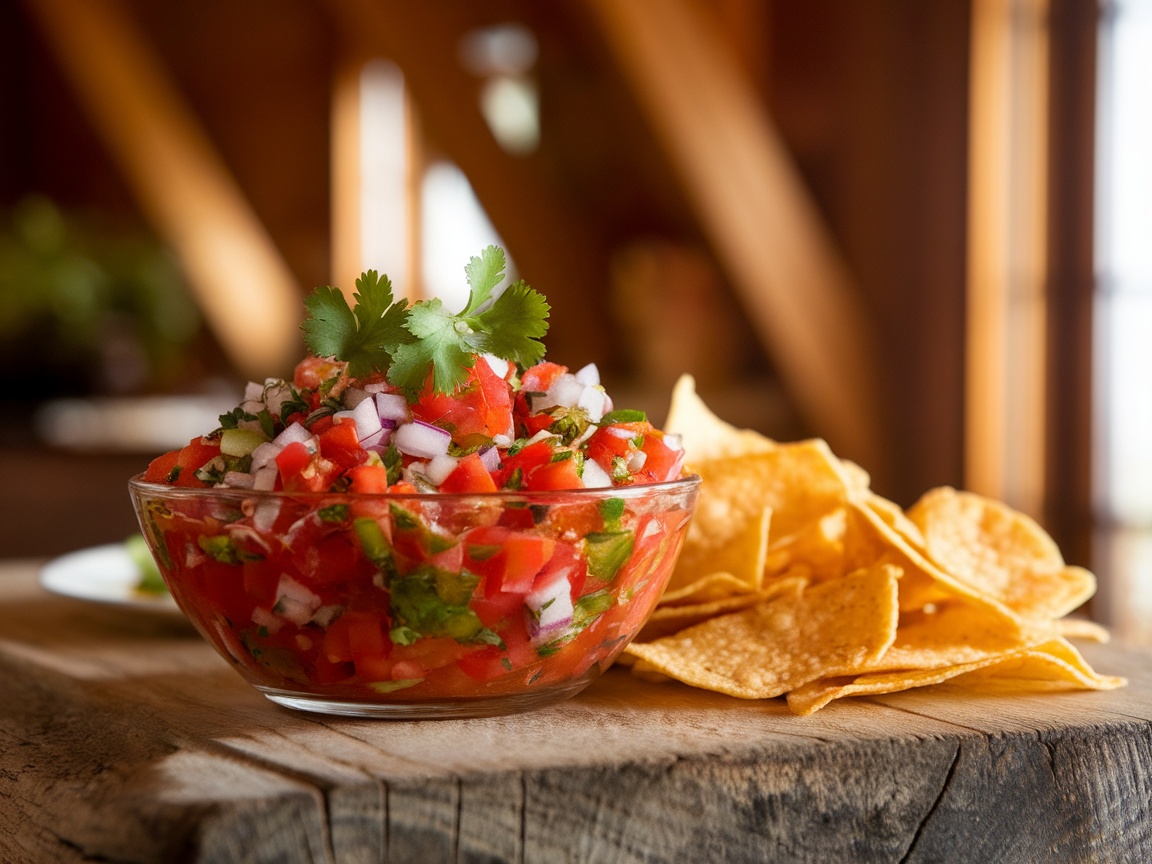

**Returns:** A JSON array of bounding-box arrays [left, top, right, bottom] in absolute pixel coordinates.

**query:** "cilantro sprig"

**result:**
[[301, 246, 549, 394]]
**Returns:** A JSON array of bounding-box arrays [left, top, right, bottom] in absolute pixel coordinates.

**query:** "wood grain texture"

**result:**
[[2, 561, 1150, 863]]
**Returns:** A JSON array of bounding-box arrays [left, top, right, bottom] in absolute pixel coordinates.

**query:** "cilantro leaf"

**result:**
[[301, 271, 412, 377], [469, 279, 550, 365], [301, 246, 550, 395], [387, 246, 550, 394]]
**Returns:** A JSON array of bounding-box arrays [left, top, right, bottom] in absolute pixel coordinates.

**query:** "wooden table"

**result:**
[[2, 558, 1150, 863]]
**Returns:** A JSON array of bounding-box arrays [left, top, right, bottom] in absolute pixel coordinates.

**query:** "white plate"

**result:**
[[40, 543, 181, 615]]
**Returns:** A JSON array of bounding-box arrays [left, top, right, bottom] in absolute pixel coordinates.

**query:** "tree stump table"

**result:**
[[1, 560, 1149, 863]]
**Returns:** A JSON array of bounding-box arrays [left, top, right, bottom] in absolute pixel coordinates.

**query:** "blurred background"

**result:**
[[1, 0, 1149, 642]]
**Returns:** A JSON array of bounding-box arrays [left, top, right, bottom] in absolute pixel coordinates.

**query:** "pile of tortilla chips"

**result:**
[[623, 375, 1126, 715]]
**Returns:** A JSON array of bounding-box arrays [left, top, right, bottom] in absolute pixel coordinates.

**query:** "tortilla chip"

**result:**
[[786, 638, 1124, 715], [907, 487, 1097, 620], [764, 508, 849, 583], [667, 505, 770, 597], [664, 374, 777, 461], [624, 564, 900, 699], [659, 572, 763, 606], [638, 576, 807, 642], [1058, 617, 1111, 643]]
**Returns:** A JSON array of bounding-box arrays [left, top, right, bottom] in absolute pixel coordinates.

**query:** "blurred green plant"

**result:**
[[0, 196, 201, 396]]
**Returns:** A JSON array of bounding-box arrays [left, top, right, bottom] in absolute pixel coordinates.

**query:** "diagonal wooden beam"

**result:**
[[24, 0, 302, 379], [585, 0, 883, 469]]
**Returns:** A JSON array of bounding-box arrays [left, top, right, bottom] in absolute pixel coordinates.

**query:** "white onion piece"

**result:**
[[536, 374, 584, 412], [525, 429, 558, 447], [577, 386, 608, 423], [492, 432, 514, 448], [362, 381, 391, 393], [482, 354, 510, 379], [253, 465, 279, 491], [263, 380, 294, 416], [375, 392, 409, 422], [478, 445, 500, 472], [526, 568, 575, 645], [581, 458, 613, 488], [243, 381, 264, 402], [425, 453, 460, 485], [251, 606, 283, 634], [394, 420, 451, 458], [250, 441, 282, 471], [275, 575, 321, 625], [664, 433, 684, 452], [574, 363, 600, 386], [351, 396, 382, 440], [627, 450, 648, 472], [274, 421, 314, 449]]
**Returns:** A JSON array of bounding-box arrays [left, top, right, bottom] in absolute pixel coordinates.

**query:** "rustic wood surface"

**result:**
[[1, 559, 1150, 863]]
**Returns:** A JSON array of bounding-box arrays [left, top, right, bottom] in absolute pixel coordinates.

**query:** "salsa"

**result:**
[[132, 247, 696, 712]]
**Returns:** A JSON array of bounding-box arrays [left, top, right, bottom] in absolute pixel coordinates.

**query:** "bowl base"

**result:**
[[255, 677, 595, 719]]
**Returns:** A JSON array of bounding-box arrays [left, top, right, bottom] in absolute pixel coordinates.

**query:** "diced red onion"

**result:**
[[394, 419, 451, 458], [359, 427, 391, 452], [375, 392, 409, 422], [425, 453, 460, 485], [478, 445, 500, 472], [581, 459, 613, 488]]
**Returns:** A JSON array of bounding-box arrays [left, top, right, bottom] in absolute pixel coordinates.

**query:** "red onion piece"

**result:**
[[375, 392, 409, 422], [478, 445, 500, 472]]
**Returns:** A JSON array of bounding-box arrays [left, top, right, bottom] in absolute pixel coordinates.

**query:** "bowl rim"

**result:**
[[128, 472, 701, 503]]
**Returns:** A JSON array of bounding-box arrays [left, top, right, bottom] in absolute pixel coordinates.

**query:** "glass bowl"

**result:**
[[129, 474, 700, 718]]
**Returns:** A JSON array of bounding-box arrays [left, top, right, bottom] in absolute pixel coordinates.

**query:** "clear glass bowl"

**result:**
[[129, 474, 700, 718]]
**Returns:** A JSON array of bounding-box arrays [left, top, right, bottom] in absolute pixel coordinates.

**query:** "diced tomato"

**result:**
[[277, 441, 340, 492], [165, 438, 220, 488], [585, 426, 635, 474], [242, 559, 282, 605], [411, 360, 513, 445], [294, 355, 345, 390], [276, 440, 312, 478], [635, 433, 686, 484], [493, 440, 553, 489], [318, 421, 367, 472], [520, 361, 567, 393], [143, 448, 180, 483], [466, 527, 555, 595], [348, 463, 390, 494], [439, 452, 498, 493], [527, 456, 583, 491]]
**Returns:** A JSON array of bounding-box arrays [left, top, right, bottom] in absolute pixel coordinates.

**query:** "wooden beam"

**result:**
[[24, 0, 302, 379], [584, 0, 883, 471], [965, 0, 1050, 517]]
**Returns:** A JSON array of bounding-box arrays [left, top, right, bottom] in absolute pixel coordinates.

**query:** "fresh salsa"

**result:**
[[132, 247, 696, 710]]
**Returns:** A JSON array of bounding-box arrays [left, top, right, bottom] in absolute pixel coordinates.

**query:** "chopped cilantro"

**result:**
[[301, 270, 412, 378], [300, 246, 550, 396]]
